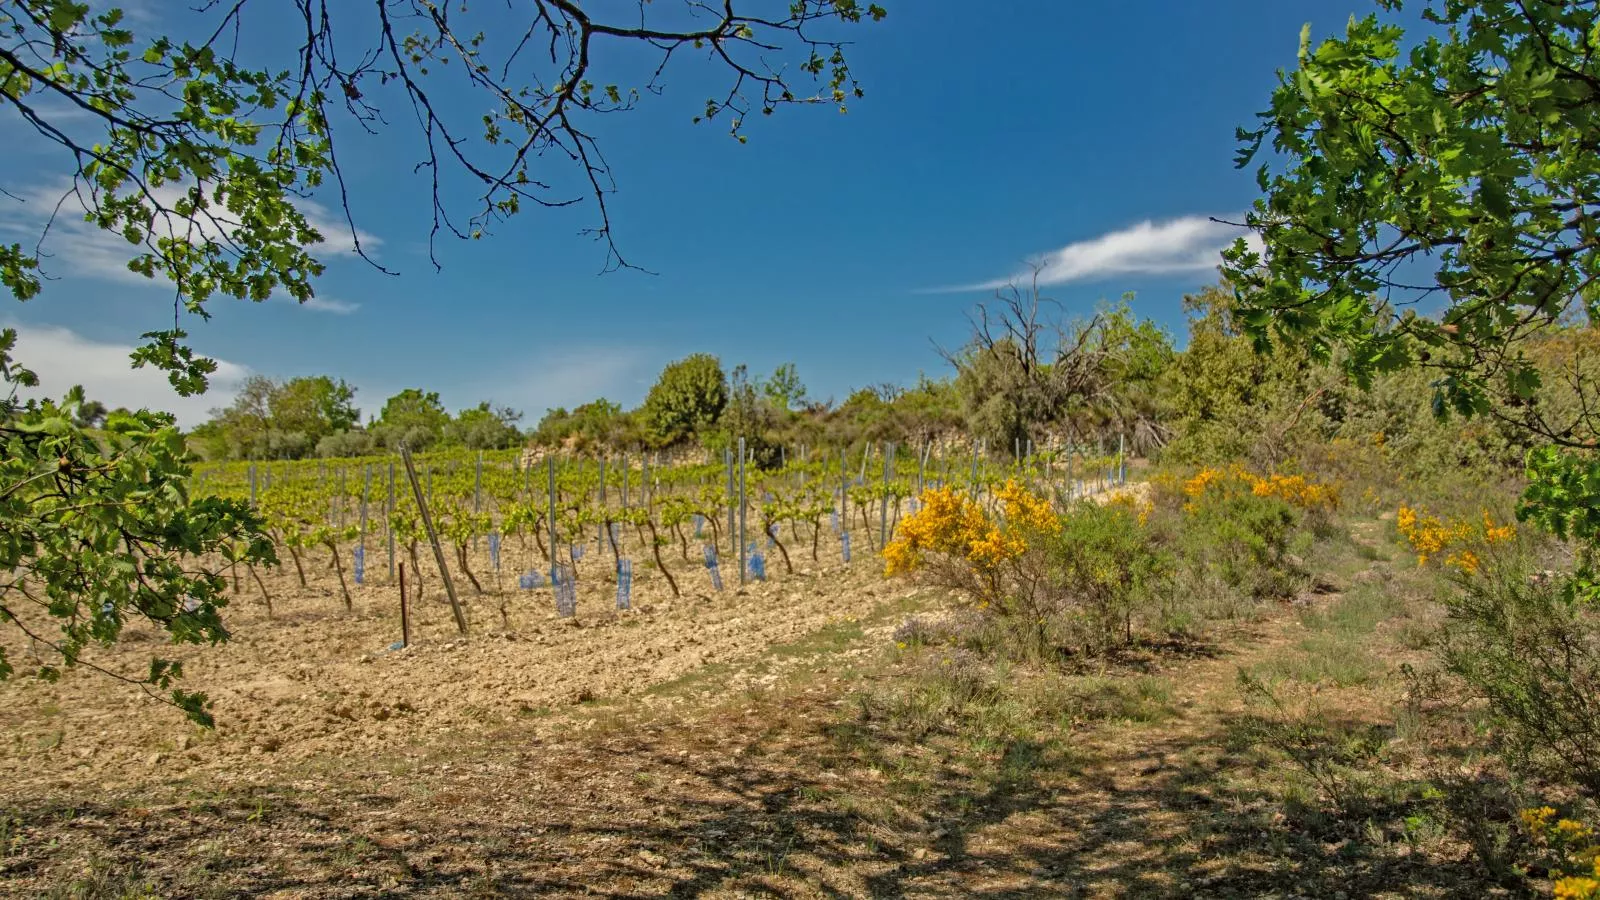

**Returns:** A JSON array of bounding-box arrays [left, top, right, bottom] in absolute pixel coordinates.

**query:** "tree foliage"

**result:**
[[0, 332, 275, 725], [1161, 284, 1327, 466], [192, 374, 359, 459], [445, 403, 524, 451], [712, 364, 782, 465], [640, 353, 727, 447], [764, 363, 808, 412], [1227, 1, 1600, 508], [372, 389, 450, 450], [531, 398, 636, 453], [1225, 0, 1600, 443], [948, 273, 1176, 453]]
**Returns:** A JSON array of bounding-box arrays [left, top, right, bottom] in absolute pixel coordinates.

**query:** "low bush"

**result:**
[[885, 481, 1169, 661], [1156, 465, 1339, 602], [1032, 500, 1170, 656], [888, 467, 1343, 661], [1439, 550, 1600, 800]]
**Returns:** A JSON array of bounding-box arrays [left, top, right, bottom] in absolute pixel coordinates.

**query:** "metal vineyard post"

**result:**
[[880, 441, 891, 549], [547, 456, 558, 584], [387, 460, 397, 580], [725, 448, 735, 562], [737, 437, 748, 586]]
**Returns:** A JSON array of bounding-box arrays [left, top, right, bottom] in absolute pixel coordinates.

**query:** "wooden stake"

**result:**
[[401, 445, 467, 635]]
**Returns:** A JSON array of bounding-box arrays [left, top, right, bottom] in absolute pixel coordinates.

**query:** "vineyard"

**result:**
[[191, 441, 1132, 637], [0, 440, 1130, 797]]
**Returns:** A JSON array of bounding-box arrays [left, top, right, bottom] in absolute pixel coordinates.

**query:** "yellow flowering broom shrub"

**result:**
[[1173, 465, 1330, 600], [1522, 806, 1600, 899], [1181, 465, 1340, 517], [883, 484, 1018, 607], [886, 480, 1168, 658], [1396, 504, 1517, 574]]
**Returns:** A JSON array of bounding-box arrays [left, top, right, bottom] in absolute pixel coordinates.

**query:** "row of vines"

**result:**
[[190, 442, 1130, 630]]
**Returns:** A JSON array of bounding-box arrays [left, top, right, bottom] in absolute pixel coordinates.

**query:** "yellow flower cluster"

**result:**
[[1182, 467, 1226, 500], [1523, 807, 1600, 899], [1557, 876, 1600, 900], [1181, 466, 1340, 512], [1249, 472, 1341, 510], [884, 480, 1059, 579], [1484, 510, 1517, 545], [1397, 504, 1516, 572], [996, 479, 1060, 533], [883, 485, 997, 577], [1108, 493, 1154, 526]]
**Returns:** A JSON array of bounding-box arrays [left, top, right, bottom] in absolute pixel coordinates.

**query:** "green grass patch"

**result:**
[[765, 617, 865, 660], [639, 660, 737, 699], [1251, 633, 1384, 687], [1298, 584, 1404, 638], [1047, 675, 1179, 726]]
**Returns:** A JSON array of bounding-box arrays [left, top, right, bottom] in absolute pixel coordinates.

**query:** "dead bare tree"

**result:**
[[937, 261, 1177, 456]]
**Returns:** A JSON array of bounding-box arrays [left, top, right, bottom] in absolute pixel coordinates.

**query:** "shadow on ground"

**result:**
[[0, 698, 1504, 899]]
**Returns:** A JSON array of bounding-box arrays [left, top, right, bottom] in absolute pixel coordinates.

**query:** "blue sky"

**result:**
[[2, 0, 1405, 426]]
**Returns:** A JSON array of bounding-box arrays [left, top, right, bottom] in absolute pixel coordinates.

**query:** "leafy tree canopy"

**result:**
[[764, 363, 808, 412], [640, 353, 728, 447], [371, 389, 450, 450], [0, 335, 274, 725], [193, 374, 359, 459], [532, 398, 636, 453], [1225, 0, 1600, 444], [446, 402, 524, 451]]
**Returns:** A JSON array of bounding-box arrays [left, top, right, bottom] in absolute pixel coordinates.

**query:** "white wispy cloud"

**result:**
[[0, 180, 378, 302], [939, 215, 1260, 293], [294, 296, 361, 315], [5, 321, 250, 428]]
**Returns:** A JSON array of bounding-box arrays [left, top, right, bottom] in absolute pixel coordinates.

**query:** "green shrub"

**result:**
[[1173, 478, 1306, 600], [1439, 553, 1600, 799], [1031, 500, 1171, 656], [639, 353, 727, 447]]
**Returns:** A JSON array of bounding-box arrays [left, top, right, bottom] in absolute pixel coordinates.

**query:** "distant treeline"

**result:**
[[185, 280, 1571, 476]]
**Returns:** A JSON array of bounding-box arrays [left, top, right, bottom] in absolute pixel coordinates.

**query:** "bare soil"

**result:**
[[0, 537, 898, 798]]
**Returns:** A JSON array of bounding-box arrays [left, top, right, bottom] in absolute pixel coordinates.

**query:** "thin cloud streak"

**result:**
[[296, 296, 361, 315], [932, 216, 1259, 293]]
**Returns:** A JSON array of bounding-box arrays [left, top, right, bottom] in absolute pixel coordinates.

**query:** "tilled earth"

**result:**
[[0, 537, 898, 797]]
